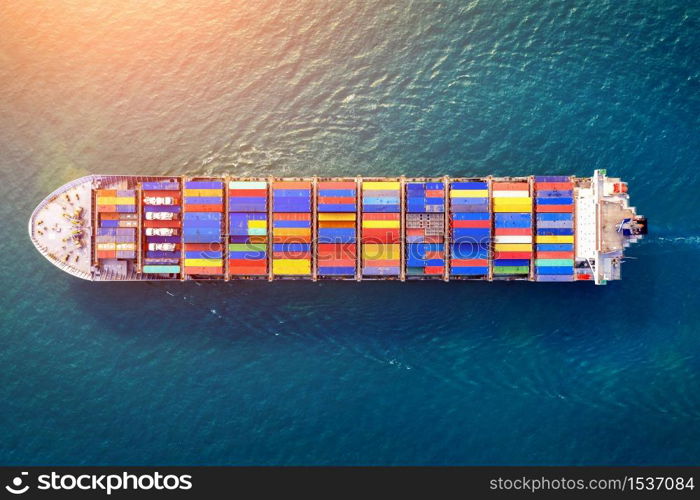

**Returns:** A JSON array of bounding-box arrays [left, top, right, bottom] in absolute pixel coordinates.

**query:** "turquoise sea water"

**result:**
[[1, 0, 699, 465]]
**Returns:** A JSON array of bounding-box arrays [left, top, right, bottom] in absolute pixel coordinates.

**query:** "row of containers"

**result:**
[[406, 181, 445, 277], [140, 180, 182, 276], [95, 177, 584, 280], [533, 176, 577, 282], [95, 189, 137, 261], [182, 180, 225, 276], [361, 181, 401, 277]]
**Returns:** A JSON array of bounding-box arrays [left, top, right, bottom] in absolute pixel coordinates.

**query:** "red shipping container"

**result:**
[[361, 228, 400, 243], [317, 196, 355, 204], [453, 219, 490, 228], [100, 214, 120, 220], [96, 251, 117, 259], [494, 251, 532, 259], [230, 267, 267, 276], [362, 213, 399, 220], [272, 181, 310, 189], [184, 204, 223, 212], [424, 266, 444, 275], [425, 251, 445, 260], [318, 181, 356, 190], [492, 182, 528, 191], [185, 243, 223, 251], [143, 190, 181, 198], [537, 251, 575, 259], [97, 205, 117, 212], [229, 259, 266, 267], [425, 190, 444, 197], [535, 182, 572, 190], [144, 220, 181, 228], [317, 257, 356, 267], [576, 273, 592, 280], [228, 189, 266, 197], [273, 213, 311, 220], [406, 228, 424, 236], [494, 228, 532, 236], [317, 243, 356, 254], [452, 259, 488, 267], [536, 205, 573, 213]]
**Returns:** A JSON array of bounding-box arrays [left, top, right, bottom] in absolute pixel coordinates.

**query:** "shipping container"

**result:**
[[449, 182, 490, 277]]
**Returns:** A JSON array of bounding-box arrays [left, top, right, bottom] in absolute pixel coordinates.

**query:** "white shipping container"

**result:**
[[492, 190, 529, 198], [493, 235, 533, 244]]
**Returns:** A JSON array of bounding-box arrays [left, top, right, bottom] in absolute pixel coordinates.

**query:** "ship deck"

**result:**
[[28, 176, 94, 279]]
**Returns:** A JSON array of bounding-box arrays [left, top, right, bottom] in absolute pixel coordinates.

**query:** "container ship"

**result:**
[[28, 170, 646, 284]]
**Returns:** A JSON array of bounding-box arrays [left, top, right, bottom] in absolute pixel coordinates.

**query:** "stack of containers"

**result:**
[[183, 180, 224, 276], [141, 181, 181, 275], [228, 181, 268, 276], [405, 182, 445, 276], [534, 176, 575, 281], [272, 181, 312, 276], [492, 181, 532, 277], [361, 181, 400, 276], [96, 189, 136, 214], [316, 181, 357, 276], [449, 181, 490, 277], [95, 189, 137, 260]]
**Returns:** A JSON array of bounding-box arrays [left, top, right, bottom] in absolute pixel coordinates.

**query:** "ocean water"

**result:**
[[1, 0, 699, 465]]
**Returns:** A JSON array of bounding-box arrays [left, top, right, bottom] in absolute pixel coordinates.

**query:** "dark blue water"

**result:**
[[1, 0, 699, 465]]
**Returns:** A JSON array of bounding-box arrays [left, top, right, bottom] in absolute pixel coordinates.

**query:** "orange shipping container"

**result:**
[[185, 266, 223, 275], [273, 213, 311, 221], [536, 205, 574, 213], [362, 213, 399, 220]]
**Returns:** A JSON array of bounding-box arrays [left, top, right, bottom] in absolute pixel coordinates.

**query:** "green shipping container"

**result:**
[[143, 265, 181, 274], [493, 265, 529, 274], [534, 259, 574, 267], [229, 243, 267, 252]]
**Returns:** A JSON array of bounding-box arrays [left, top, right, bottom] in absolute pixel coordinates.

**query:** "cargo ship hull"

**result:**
[[29, 171, 645, 284]]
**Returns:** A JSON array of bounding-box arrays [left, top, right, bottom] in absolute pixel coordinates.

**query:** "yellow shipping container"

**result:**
[[247, 220, 267, 229], [183, 189, 221, 196], [536, 235, 575, 243], [361, 244, 400, 260], [363, 181, 400, 190], [116, 243, 136, 251], [493, 200, 532, 213], [318, 213, 356, 221], [273, 259, 311, 275], [273, 228, 310, 236], [494, 243, 532, 252], [97, 197, 135, 205], [96, 243, 116, 251], [450, 189, 488, 198], [183, 259, 223, 267], [361, 220, 400, 228]]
